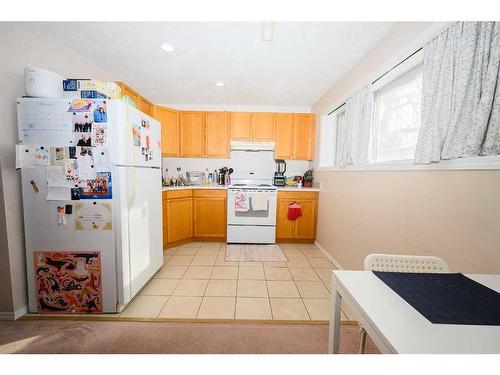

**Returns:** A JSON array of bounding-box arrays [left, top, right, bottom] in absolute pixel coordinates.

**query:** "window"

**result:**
[[371, 65, 423, 162], [318, 47, 499, 171], [319, 106, 345, 168], [334, 109, 346, 166]]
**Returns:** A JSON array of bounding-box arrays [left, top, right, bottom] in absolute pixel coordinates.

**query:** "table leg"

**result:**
[[328, 279, 342, 354]]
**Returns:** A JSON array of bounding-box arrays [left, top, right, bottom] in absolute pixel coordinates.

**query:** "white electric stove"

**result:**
[[227, 171, 277, 244]]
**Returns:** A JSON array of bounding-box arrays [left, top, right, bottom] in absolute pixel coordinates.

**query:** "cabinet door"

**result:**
[[205, 112, 230, 158], [294, 199, 317, 240], [167, 198, 193, 243], [292, 114, 316, 160], [276, 199, 296, 239], [275, 113, 294, 159], [139, 97, 153, 117], [180, 111, 205, 157], [252, 113, 276, 141], [230, 112, 253, 140], [154, 105, 180, 157], [116, 82, 140, 107], [162, 195, 168, 248], [193, 195, 227, 238]]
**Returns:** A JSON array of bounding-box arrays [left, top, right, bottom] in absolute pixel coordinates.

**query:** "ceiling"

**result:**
[[38, 22, 394, 107]]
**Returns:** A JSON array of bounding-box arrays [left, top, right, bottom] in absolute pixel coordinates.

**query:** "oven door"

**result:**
[[227, 188, 277, 226]]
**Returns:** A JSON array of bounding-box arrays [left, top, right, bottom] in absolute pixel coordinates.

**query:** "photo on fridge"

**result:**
[[72, 112, 93, 133], [79, 171, 112, 199], [93, 101, 107, 123]]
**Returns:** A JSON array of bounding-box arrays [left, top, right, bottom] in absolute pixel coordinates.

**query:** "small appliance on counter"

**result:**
[[186, 171, 203, 185], [273, 159, 286, 186]]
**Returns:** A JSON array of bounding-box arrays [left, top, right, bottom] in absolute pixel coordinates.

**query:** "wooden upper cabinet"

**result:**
[[275, 113, 294, 159], [205, 112, 230, 158], [116, 82, 140, 107], [154, 105, 180, 157], [252, 113, 276, 141], [230, 112, 253, 140], [180, 111, 205, 157], [138, 97, 153, 117], [292, 113, 316, 160]]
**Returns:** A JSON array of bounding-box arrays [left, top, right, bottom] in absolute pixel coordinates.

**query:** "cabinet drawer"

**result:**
[[277, 191, 318, 201], [166, 189, 193, 199], [193, 189, 227, 198], [162, 191, 168, 201]]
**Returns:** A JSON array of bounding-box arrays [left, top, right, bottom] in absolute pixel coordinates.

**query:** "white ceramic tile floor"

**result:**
[[120, 242, 346, 321]]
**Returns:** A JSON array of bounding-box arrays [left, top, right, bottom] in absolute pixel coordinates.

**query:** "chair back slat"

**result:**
[[364, 253, 449, 273]]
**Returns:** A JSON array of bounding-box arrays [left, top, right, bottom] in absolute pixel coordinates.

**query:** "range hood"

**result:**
[[230, 141, 275, 152]]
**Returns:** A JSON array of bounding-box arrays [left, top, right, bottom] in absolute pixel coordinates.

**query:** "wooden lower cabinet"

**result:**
[[193, 190, 227, 238], [276, 191, 318, 241], [164, 189, 227, 247], [162, 192, 168, 249], [163, 189, 317, 247], [166, 190, 193, 244]]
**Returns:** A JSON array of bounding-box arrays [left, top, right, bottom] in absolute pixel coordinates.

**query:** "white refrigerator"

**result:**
[[17, 98, 162, 313]]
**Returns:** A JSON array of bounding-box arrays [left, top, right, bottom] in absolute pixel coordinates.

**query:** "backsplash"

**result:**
[[162, 151, 312, 179]]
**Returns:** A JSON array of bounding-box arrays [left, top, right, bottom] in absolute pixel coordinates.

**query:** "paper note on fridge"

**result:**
[[16, 145, 50, 168], [92, 147, 111, 172], [77, 154, 97, 180], [46, 166, 73, 187], [74, 201, 112, 231], [46, 186, 71, 201]]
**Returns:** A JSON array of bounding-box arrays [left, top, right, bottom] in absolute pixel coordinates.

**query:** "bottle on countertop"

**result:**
[[163, 168, 169, 185], [202, 168, 209, 186]]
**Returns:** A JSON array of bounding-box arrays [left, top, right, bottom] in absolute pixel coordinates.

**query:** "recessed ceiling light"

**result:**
[[160, 43, 174, 52], [215, 82, 224, 87]]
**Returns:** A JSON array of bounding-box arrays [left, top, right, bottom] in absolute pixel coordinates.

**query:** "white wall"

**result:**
[[0, 23, 116, 316]]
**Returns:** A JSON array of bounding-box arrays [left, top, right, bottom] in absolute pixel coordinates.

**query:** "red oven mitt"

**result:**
[[287, 202, 302, 221]]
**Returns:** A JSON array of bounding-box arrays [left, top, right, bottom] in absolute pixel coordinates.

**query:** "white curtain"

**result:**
[[415, 22, 500, 164], [338, 86, 373, 168]]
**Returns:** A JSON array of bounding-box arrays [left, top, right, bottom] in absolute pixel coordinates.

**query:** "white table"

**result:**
[[328, 270, 500, 354]]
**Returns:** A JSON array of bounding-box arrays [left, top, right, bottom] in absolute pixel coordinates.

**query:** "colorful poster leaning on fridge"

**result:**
[[34, 251, 102, 313]]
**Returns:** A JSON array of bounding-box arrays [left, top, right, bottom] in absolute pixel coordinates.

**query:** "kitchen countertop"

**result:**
[[162, 184, 320, 192]]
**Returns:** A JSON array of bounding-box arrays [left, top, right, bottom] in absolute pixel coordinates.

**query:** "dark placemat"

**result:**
[[373, 272, 500, 325]]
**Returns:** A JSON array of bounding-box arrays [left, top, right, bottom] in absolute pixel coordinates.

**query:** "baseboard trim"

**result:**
[[20, 314, 357, 325], [0, 305, 28, 321], [314, 241, 343, 270]]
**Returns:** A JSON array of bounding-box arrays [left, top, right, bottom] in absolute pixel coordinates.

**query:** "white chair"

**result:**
[[358, 253, 449, 353]]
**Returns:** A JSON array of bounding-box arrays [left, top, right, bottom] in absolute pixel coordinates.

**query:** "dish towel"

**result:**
[[251, 192, 269, 211], [287, 202, 302, 220], [235, 191, 249, 212]]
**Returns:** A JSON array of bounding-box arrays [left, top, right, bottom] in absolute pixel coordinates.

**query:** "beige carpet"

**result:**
[[225, 244, 288, 262], [0, 320, 379, 354]]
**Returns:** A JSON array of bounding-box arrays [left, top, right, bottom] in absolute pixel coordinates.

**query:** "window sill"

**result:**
[[319, 156, 500, 172]]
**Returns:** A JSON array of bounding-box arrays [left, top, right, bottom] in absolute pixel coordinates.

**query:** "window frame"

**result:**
[[318, 48, 500, 172], [318, 106, 345, 169], [370, 63, 423, 164]]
